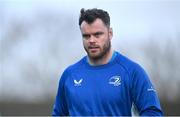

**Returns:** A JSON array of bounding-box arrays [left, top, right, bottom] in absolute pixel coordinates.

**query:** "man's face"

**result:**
[[80, 18, 113, 60]]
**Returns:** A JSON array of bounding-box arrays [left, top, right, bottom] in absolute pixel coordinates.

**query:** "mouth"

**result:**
[[88, 46, 99, 52]]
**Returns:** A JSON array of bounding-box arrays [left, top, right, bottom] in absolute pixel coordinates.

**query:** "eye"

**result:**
[[82, 34, 90, 39], [94, 32, 103, 38]]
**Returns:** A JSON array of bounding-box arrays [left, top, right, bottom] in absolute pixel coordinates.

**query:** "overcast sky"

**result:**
[[1, 0, 180, 44]]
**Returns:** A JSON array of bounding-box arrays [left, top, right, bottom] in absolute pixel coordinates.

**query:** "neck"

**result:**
[[88, 48, 114, 66]]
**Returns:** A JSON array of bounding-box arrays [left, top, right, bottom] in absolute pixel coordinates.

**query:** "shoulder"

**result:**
[[58, 56, 86, 83], [63, 56, 86, 74], [115, 52, 146, 76], [115, 52, 150, 88]]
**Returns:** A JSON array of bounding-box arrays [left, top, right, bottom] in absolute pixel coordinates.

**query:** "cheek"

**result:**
[[83, 40, 88, 47], [99, 36, 109, 46]]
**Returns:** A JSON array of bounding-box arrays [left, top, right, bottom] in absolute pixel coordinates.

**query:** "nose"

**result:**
[[89, 35, 96, 43]]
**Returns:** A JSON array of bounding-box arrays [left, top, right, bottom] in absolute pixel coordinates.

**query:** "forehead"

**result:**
[[80, 19, 107, 33]]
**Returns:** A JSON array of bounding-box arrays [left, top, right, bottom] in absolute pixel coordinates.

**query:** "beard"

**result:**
[[84, 40, 111, 61]]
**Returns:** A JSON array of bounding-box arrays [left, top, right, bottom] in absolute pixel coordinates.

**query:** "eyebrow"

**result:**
[[82, 31, 104, 36], [93, 32, 104, 35], [82, 34, 90, 37]]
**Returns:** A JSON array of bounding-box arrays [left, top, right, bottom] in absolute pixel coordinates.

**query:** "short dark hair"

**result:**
[[79, 8, 110, 27]]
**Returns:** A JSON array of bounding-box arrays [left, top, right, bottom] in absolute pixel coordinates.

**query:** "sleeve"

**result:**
[[52, 69, 69, 116], [131, 64, 163, 116]]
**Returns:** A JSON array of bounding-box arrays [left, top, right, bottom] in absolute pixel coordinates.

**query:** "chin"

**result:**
[[89, 53, 102, 60]]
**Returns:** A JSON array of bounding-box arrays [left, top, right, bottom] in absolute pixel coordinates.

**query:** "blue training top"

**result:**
[[52, 51, 163, 116]]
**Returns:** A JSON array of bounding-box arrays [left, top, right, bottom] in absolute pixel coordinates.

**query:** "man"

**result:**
[[52, 8, 163, 116]]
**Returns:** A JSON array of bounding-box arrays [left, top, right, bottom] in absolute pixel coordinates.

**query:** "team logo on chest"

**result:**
[[74, 78, 83, 86], [109, 75, 121, 86]]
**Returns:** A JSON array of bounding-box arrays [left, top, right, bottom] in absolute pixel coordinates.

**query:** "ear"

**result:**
[[109, 27, 113, 40]]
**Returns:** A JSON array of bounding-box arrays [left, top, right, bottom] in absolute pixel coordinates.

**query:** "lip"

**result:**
[[88, 47, 99, 52]]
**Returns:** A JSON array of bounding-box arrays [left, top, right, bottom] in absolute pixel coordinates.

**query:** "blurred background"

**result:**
[[0, 0, 180, 116]]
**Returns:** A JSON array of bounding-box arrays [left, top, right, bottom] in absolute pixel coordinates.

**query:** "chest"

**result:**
[[64, 68, 131, 106]]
